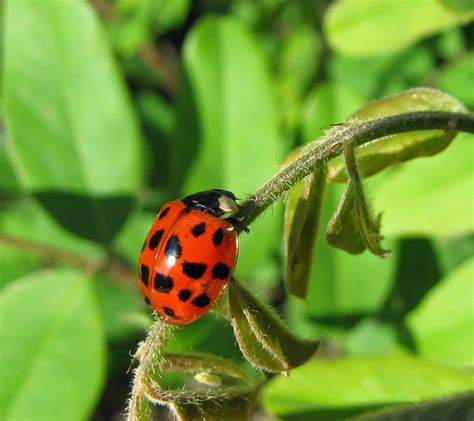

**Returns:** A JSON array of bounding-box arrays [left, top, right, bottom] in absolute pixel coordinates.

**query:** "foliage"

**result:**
[[1, 1, 473, 420]]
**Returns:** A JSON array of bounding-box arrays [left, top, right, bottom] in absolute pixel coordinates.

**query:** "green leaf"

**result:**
[[0, 269, 106, 420], [328, 140, 388, 257], [228, 280, 320, 373], [154, 0, 190, 32], [324, 0, 474, 57], [355, 391, 474, 420], [327, 88, 468, 183], [277, 25, 320, 132], [302, 81, 364, 141], [304, 184, 396, 316], [372, 133, 474, 236], [171, 16, 284, 283], [4, 0, 142, 243], [94, 273, 148, 341], [142, 352, 260, 421], [0, 199, 104, 287], [326, 185, 366, 254], [171, 387, 259, 421], [407, 257, 474, 366], [262, 353, 474, 420], [439, 0, 474, 13], [284, 149, 327, 298], [162, 352, 253, 383], [440, 53, 474, 109], [345, 318, 398, 356]]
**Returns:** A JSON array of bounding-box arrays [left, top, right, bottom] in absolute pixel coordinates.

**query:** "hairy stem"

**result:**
[[234, 111, 474, 226], [127, 320, 174, 420]]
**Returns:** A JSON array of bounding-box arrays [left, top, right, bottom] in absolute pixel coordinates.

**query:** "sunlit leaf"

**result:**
[[262, 353, 474, 420], [439, 53, 474, 109], [302, 81, 364, 141], [284, 148, 327, 298], [172, 16, 284, 284], [372, 134, 474, 236], [355, 391, 474, 420], [438, 0, 474, 13], [325, 0, 474, 57], [327, 88, 468, 183], [0, 269, 106, 420], [0, 199, 103, 285], [228, 280, 320, 373], [407, 257, 474, 366], [4, 0, 142, 242]]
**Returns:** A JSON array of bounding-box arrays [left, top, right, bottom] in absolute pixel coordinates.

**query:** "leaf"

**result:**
[[327, 88, 468, 183], [326, 185, 366, 254], [324, 0, 474, 57], [262, 353, 474, 420], [439, 0, 474, 13], [0, 199, 104, 286], [161, 352, 253, 383], [328, 140, 388, 257], [372, 133, 474, 236], [407, 257, 474, 366], [284, 148, 327, 298], [302, 81, 364, 141], [228, 279, 320, 373], [345, 318, 398, 356], [144, 352, 261, 421], [93, 273, 148, 341], [171, 16, 284, 284], [277, 25, 320, 132], [0, 269, 106, 420], [355, 391, 474, 420], [4, 0, 142, 243], [440, 53, 474, 109], [302, 184, 397, 317], [171, 387, 259, 421]]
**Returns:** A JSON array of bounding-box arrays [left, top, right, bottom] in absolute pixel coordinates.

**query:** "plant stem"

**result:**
[[0, 233, 135, 283], [235, 111, 474, 226]]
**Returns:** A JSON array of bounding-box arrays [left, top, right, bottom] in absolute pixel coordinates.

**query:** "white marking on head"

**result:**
[[218, 195, 238, 213]]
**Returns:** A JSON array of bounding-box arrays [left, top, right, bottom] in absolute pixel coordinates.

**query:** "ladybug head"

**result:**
[[181, 189, 238, 216]]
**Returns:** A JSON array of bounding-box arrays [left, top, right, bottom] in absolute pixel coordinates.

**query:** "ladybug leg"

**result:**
[[225, 216, 250, 233]]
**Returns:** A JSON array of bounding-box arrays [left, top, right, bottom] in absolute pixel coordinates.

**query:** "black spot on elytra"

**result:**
[[192, 293, 211, 308], [212, 263, 230, 280], [163, 306, 175, 317], [178, 289, 191, 302], [165, 234, 182, 258], [212, 228, 224, 246], [140, 264, 149, 286], [154, 273, 173, 292], [191, 222, 206, 237], [144, 296, 151, 305], [158, 207, 170, 220], [149, 229, 164, 250], [182, 262, 207, 279]]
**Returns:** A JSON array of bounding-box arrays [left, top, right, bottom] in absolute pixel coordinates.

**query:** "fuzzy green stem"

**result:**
[[234, 111, 474, 226]]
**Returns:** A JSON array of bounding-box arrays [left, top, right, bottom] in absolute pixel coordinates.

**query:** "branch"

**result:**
[[0, 233, 135, 283], [235, 111, 474, 227]]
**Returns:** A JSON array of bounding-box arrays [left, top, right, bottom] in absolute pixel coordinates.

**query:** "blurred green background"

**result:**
[[1, 0, 473, 420]]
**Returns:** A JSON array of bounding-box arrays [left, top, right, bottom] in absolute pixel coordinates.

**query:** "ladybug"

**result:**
[[138, 189, 240, 325]]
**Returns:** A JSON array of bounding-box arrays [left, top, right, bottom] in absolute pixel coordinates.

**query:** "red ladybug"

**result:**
[[138, 190, 239, 325]]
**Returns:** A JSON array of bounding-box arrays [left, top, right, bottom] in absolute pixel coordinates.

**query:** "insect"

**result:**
[[137, 189, 240, 325]]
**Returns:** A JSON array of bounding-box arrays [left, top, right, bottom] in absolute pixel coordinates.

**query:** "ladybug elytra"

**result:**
[[138, 190, 240, 325]]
